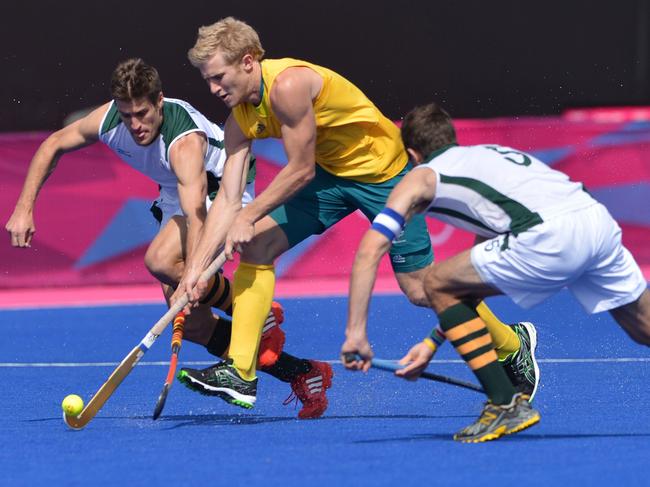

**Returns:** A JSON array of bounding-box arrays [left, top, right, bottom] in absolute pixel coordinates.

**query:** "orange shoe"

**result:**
[[284, 360, 333, 419], [258, 301, 285, 367]]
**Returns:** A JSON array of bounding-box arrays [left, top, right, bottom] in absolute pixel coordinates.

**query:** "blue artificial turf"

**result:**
[[1, 291, 649, 486]]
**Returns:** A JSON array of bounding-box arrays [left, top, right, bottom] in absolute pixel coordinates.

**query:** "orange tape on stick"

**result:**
[[171, 312, 185, 349]]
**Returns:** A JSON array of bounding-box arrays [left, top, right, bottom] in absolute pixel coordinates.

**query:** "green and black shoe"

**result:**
[[454, 393, 540, 443], [178, 360, 257, 409], [501, 322, 540, 401]]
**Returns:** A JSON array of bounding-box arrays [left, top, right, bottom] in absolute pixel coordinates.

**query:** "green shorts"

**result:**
[[269, 165, 433, 273]]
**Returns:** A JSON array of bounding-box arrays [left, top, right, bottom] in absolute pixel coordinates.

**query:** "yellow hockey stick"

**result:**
[[63, 252, 226, 430]]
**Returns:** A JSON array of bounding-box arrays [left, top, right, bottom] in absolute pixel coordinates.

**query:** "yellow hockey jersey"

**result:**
[[232, 58, 407, 183]]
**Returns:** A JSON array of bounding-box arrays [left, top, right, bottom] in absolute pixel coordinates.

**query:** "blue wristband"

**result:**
[[429, 326, 446, 346], [371, 207, 406, 242]]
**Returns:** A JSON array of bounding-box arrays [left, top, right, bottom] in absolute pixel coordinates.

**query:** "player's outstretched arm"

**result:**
[[395, 341, 437, 380], [342, 230, 392, 372], [230, 67, 318, 236], [5, 103, 107, 247], [169, 131, 209, 263], [342, 168, 438, 372], [173, 114, 250, 310]]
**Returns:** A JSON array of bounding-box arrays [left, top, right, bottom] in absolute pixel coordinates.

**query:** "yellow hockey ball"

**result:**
[[62, 394, 84, 416]]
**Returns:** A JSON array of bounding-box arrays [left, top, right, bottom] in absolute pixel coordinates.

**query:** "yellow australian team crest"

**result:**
[[255, 122, 266, 135]]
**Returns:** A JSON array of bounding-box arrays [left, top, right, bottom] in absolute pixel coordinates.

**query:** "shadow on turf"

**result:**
[[152, 413, 476, 429], [353, 432, 650, 443], [25, 413, 471, 428], [26, 417, 650, 441]]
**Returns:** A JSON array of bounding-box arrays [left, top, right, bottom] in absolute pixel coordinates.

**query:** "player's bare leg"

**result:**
[[143, 215, 221, 344], [421, 251, 539, 442], [239, 215, 290, 264], [161, 282, 218, 345], [610, 289, 650, 345], [395, 266, 430, 307], [144, 216, 187, 287], [176, 217, 333, 417], [397, 258, 539, 397]]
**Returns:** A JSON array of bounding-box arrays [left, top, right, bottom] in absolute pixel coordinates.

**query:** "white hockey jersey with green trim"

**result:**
[[417, 144, 596, 238], [98, 97, 226, 190]]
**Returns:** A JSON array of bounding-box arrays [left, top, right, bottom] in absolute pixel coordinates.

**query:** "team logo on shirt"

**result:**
[[255, 122, 266, 135]]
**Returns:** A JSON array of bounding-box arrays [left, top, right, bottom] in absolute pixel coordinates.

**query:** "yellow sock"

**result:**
[[476, 301, 520, 360], [229, 262, 275, 380]]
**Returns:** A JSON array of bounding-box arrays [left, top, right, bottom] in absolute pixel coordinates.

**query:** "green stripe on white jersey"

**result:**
[[100, 102, 121, 135], [97, 98, 227, 191], [159, 101, 200, 159], [418, 144, 596, 238]]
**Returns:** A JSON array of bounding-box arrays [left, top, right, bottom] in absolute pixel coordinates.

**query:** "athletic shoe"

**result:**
[[501, 322, 540, 401], [178, 360, 257, 409], [258, 301, 286, 368], [453, 393, 540, 443], [283, 360, 333, 419]]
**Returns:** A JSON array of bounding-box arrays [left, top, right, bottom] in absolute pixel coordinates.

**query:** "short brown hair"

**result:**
[[401, 103, 457, 158], [110, 58, 162, 104], [187, 17, 265, 66]]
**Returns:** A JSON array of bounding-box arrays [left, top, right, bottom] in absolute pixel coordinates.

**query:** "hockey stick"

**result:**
[[342, 353, 484, 393], [152, 311, 185, 420], [63, 252, 226, 430], [370, 358, 484, 393]]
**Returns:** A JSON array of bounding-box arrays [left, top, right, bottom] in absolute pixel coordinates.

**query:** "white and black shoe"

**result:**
[[178, 359, 257, 409], [501, 322, 540, 401]]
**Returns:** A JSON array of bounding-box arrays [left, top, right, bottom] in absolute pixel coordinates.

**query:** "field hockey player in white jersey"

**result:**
[[5, 58, 333, 419], [342, 102, 650, 442]]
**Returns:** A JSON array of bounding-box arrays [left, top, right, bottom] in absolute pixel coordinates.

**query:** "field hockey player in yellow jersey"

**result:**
[[6, 58, 331, 420], [173, 17, 539, 411]]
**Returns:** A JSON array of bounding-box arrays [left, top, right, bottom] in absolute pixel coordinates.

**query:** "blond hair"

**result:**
[[188, 17, 265, 66]]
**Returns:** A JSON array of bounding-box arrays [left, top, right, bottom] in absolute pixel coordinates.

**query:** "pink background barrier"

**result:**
[[2, 113, 649, 301]]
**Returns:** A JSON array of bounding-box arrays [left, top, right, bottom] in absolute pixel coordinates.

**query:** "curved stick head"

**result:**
[[152, 384, 170, 420], [63, 411, 87, 430]]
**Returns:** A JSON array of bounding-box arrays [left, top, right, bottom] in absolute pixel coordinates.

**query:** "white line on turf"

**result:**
[[1, 358, 650, 367]]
